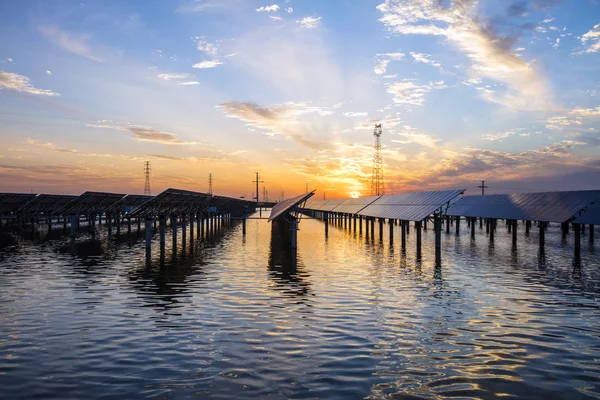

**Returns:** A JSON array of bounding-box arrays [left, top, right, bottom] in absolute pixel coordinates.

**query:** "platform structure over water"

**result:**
[[268, 191, 315, 251]]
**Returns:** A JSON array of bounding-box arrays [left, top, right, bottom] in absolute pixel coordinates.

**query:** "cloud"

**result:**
[[46, 70, 52, 75], [0, 70, 59, 96], [374, 52, 404, 74], [343, 112, 368, 117], [545, 106, 600, 129], [178, 0, 245, 13], [270, 16, 282, 21], [256, 5, 279, 12], [409, 52, 441, 68], [377, 0, 551, 110], [218, 101, 332, 149], [194, 37, 219, 57], [297, 16, 322, 29], [286, 7, 293, 13], [386, 79, 445, 106], [157, 73, 194, 80], [7, 58, 13, 63], [480, 129, 523, 141], [576, 23, 600, 54], [86, 123, 199, 145], [192, 60, 223, 68], [178, 81, 201, 85], [39, 25, 103, 63]]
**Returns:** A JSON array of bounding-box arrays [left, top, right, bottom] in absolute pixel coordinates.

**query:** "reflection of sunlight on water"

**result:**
[[0, 215, 599, 399]]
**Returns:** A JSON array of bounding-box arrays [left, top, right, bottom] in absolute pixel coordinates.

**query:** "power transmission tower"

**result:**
[[252, 173, 263, 202], [370, 124, 385, 196], [144, 161, 151, 196], [478, 180, 488, 195], [280, 190, 284, 202], [208, 173, 213, 195]]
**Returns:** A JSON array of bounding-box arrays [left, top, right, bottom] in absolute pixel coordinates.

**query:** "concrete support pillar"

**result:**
[[159, 216, 166, 252], [406, 221, 410, 235], [353, 215, 357, 232], [590, 225, 595, 242], [424, 219, 428, 231], [107, 213, 112, 235], [153, 219, 157, 230], [126, 217, 131, 234], [490, 219, 495, 241], [365, 217, 369, 238], [189, 214, 194, 247], [116, 214, 121, 235], [378, 218, 384, 241], [197, 214, 201, 237], [359, 216, 363, 235], [137, 218, 141, 232], [446, 216, 450, 234], [389, 219, 394, 245], [182, 214, 187, 248], [434, 215, 442, 266], [200, 217, 205, 238], [471, 217, 475, 239], [479, 218, 483, 229], [455, 216, 460, 235], [401, 220, 407, 250], [171, 215, 177, 251], [145, 217, 152, 251], [574, 223, 581, 259], [539, 221, 545, 249], [242, 216, 247, 235], [70, 215, 77, 237], [291, 219, 298, 250], [324, 212, 328, 237], [416, 221, 422, 257], [344, 214, 347, 230], [526, 220, 531, 236], [370, 218, 375, 238], [512, 220, 517, 247]]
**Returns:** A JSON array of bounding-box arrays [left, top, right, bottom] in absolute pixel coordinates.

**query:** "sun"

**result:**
[[349, 192, 360, 199]]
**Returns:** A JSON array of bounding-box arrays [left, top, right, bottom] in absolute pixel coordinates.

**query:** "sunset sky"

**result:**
[[1, 0, 599, 199]]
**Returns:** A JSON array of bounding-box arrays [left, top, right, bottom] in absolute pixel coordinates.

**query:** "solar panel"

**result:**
[[314, 199, 346, 211], [56, 192, 126, 215], [0, 193, 37, 214], [18, 194, 78, 216], [333, 196, 380, 214], [268, 191, 315, 222], [358, 190, 465, 222], [446, 190, 600, 223], [573, 203, 600, 225]]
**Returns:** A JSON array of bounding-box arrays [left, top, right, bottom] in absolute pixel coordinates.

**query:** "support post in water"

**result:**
[[324, 212, 328, 237], [471, 217, 475, 239], [416, 221, 422, 258], [455, 216, 460, 235], [434, 215, 442, 266], [389, 219, 394, 245], [70, 214, 77, 238], [591, 224, 595, 242], [401, 220, 406, 251], [290, 218, 298, 250], [159, 216, 166, 252], [242, 216, 247, 236], [512, 220, 518, 247], [574, 223, 581, 260], [378, 218, 384, 241], [145, 217, 152, 248], [539, 221, 545, 249], [171, 215, 177, 250]]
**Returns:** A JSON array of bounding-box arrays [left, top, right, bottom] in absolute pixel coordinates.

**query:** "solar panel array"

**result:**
[[268, 191, 315, 222], [0, 193, 38, 214], [57, 192, 126, 215], [358, 190, 465, 221], [446, 191, 600, 223]]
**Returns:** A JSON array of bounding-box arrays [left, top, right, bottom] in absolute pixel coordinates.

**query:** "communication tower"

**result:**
[[370, 124, 385, 196], [144, 161, 151, 196]]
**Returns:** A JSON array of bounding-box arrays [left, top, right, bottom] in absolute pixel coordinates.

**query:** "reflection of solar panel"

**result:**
[[446, 191, 600, 223], [358, 190, 465, 222], [268, 191, 315, 222], [333, 196, 380, 214], [573, 203, 600, 225]]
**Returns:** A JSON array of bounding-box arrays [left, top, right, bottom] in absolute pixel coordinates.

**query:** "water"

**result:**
[[0, 216, 599, 399]]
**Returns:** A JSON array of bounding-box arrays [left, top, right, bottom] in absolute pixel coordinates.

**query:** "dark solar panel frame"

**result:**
[[57, 192, 126, 215], [0, 193, 38, 214], [17, 194, 78, 217], [269, 191, 315, 222]]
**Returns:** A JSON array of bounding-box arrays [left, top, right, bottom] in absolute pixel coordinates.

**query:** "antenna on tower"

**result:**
[[144, 161, 151, 196], [208, 173, 213, 195], [370, 124, 385, 196]]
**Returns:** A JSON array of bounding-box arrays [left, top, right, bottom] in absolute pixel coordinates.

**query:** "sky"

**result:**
[[0, 0, 599, 199]]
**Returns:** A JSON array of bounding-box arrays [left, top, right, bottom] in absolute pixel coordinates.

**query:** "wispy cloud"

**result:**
[[157, 73, 194, 80], [0, 70, 59, 96], [178, 0, 244, 14], [343, 112, 368, 117], [409, 52, 441, 69], [576, 23, 600, 54], [218, 101, 333, 149], [39, 25, 104, 63], [256, 5, 279, 12], [178, 81, 200, 85], [386, 79, 445, 106], [297, 16, 322, 29], [374, 52, 404, 74], [192, 60, 223, 68], [194, 36, 219, 57], [86, 123, 200, 145], [377, 0, 551, 110]]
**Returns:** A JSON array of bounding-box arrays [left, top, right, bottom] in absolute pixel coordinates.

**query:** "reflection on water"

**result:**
[[0, 215, 599, 399]]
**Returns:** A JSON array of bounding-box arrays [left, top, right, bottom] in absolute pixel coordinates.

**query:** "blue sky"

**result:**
[[0, 0, 599, 198]]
